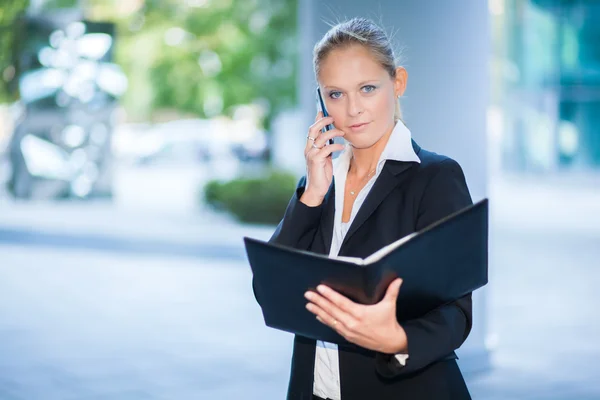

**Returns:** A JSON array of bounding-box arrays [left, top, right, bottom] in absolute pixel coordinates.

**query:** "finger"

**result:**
[[310, 143, 345, 159], [309, 302, 374, 347], [305, 291, 356, 329], [312, 305, 378, 350], [305, 139, 326, 156], [307, 114, 326, 142], [308, 116, 334, 139], [307, 303, 348, 334], [313, 129, 345, 149], [316, 285, 362, 318], [306, 117, 337, 155], [383, 278, 403, 304], [305, 124, 325, 153], [305, 135, 318, 154]]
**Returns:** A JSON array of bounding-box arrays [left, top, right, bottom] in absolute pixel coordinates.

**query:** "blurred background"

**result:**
[[0, 0, 599, 399]]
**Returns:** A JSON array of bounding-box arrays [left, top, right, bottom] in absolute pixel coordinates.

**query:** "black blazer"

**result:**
[[256, 141, 473, 400]]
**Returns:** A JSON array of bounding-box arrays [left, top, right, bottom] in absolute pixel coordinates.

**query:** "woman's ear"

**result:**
[[394, 67, 408, 97]]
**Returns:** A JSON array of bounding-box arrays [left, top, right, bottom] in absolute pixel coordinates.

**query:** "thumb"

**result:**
[[384, 278, 403, 303]]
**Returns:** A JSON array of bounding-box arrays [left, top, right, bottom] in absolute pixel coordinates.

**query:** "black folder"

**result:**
[[244, 199, 489, 345]]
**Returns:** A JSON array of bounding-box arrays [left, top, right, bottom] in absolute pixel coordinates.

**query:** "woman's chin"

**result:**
[[347, 135, 379, 150]]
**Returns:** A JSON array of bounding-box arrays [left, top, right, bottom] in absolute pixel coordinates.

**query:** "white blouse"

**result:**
[[312, 121, 420, 400]]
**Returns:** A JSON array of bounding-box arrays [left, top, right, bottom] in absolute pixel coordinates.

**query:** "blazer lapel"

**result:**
[[339, 160, 417, 253], [324, 139, 423, 255]]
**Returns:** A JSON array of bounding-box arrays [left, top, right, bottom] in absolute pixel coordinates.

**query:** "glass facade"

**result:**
[[492, 0, 600, 171]]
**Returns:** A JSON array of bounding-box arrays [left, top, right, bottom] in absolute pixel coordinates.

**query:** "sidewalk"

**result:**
[[0, 198, 275, 260]]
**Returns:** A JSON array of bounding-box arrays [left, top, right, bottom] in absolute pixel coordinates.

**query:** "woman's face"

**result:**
[[318, 45, 407, 149]]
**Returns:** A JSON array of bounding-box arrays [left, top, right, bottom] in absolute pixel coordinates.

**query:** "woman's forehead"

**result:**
[[319, 47, 388, 88]]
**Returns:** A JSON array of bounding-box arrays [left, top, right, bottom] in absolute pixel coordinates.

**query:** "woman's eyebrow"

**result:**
[[323, 80, 380, 90]]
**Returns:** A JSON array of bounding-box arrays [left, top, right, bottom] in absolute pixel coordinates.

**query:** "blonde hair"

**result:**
[[313, 17, 403, 121]]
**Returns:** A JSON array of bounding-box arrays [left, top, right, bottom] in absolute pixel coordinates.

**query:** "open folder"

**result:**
[[244, 199, 489, 345]]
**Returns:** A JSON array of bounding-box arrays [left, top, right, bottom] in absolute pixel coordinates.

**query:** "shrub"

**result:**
[[203, 170, 298, 225]]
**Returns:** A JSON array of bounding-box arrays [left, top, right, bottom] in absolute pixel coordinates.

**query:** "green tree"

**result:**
[[0, 0, 29, 103], [2, 0, 299, 131], [90, 0, 298, 130]]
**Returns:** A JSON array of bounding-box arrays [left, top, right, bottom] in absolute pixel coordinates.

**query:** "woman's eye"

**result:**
[[362, 85, 376, 93], [329, 91, 342, 99]]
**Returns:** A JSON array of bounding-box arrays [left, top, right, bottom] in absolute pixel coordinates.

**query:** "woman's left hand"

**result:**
[[304, 278, 407, 354]]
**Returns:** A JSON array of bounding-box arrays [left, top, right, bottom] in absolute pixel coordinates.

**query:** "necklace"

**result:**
[[348, 168, 377, 196]]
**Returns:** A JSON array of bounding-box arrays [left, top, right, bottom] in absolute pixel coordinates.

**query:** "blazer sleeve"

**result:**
[[252, 175, 325, 306], [375, 158, 474, 378], [268, 175, 324, 248]]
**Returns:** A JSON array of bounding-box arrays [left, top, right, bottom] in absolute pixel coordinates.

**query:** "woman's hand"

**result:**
[[304, 278, 408, 354], [301, 112, 346, 206]]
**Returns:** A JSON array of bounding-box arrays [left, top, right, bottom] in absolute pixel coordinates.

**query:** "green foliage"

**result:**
[[41, 0, 77, 8], [203, 170, 298, 225], [105, 0, 299, 127], [1, 0, 299, 127], [0, 0, 29, 103]]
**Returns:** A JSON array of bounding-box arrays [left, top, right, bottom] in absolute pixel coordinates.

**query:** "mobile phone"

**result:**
[[316, 87, 335, 146]]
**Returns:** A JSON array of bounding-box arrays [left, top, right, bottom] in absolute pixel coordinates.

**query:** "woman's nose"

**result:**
[[346, 95, 364, 116]]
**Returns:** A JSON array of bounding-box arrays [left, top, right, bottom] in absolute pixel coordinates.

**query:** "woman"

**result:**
[[263, 17, 474, 400]]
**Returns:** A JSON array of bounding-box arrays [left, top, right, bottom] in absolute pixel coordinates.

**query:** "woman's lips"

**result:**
[[348, 122, 370, 131]]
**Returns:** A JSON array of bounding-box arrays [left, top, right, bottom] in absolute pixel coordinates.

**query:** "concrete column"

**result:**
[[297, 0, 491, 374]]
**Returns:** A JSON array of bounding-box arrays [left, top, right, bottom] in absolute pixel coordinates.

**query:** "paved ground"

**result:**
[[0, 173, 599, 399], [0, 246, 290, 400]]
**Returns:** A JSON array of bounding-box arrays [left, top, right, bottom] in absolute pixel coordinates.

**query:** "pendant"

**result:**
[[350, 191, 355, 196]]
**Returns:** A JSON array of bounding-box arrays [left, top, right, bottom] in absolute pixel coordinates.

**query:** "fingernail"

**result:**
[[317, 285, 326, 294]]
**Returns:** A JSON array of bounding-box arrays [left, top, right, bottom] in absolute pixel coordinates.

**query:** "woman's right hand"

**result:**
[[301, 112, 346, 206]]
